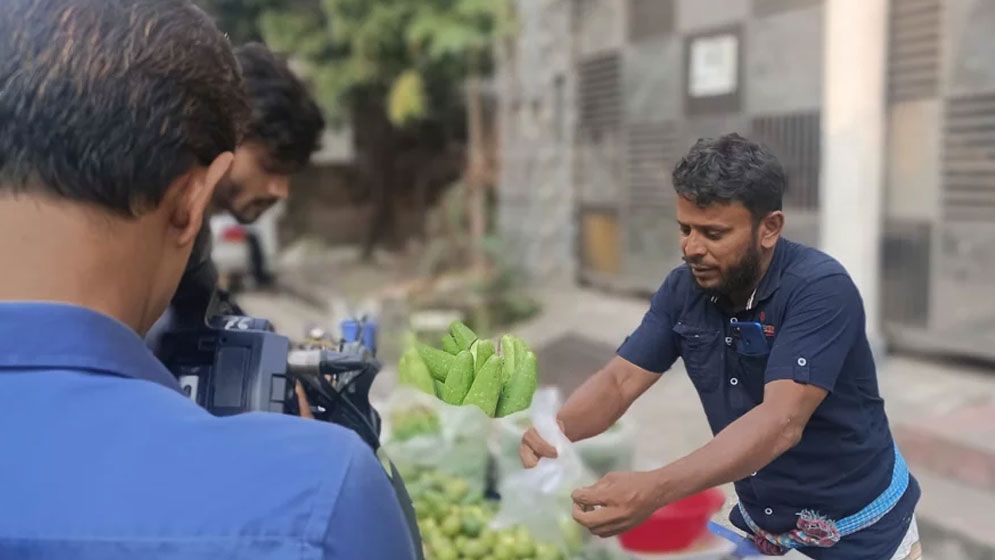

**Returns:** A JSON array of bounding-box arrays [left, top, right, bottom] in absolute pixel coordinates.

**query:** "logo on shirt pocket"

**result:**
[[673, 322, 721, 392]]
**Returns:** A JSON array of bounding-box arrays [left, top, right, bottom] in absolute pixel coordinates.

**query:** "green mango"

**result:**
[[470, 338, 495, 375], [463, 354, 503, 417], [441, 333, 461, 355], [416, 341, 456, 382], [499, 334, 518, 385], [442, 351, 475, 405], [496, 350, 537, 417], [449, 320, 478, 351], [397, 347, 435, 395]]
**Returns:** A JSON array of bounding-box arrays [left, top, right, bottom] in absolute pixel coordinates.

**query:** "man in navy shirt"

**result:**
[[520, 134, 921, 559], [0, 1, 416, 559]]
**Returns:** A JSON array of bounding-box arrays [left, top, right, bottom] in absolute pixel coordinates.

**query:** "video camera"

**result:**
[[155, 303, 424, 558], [156, 313, 383, 449]]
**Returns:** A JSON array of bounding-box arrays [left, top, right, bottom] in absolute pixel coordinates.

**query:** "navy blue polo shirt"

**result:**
[[0, 302, 417, 560], [618, 239, 920, 560]]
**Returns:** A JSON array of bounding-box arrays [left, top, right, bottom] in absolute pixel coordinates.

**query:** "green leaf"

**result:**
[[388, 69, 428, 126]]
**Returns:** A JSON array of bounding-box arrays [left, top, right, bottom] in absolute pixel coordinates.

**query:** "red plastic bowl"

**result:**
[[618, 488, 726, 553]]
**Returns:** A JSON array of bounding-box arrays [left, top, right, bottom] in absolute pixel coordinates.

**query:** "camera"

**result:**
[[156, 313, 383, 449]]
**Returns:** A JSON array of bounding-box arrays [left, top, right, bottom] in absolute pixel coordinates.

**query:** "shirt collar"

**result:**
[[749, 238, 787, 308], [0, 302, 182, 393]]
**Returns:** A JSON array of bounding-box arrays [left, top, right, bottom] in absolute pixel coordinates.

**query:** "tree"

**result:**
[[207, 0, 514, 263]]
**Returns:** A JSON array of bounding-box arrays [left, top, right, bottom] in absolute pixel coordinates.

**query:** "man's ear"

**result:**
[[760, 210, 785, 250], [168, 152, 234, 246]]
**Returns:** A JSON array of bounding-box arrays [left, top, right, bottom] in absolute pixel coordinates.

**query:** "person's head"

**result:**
[[214, 43, 325, 224], [0, 0, 248, 331], [672, 133, 786, 296]]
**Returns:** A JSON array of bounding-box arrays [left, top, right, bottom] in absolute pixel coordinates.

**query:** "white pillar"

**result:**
[[820, 0, 888, 347]]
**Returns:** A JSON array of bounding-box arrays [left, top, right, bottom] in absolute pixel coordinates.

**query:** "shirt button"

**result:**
[[725, 336, 733, 345], [764, 508, 773, 515], [730, 377, 739, 386], [751, 471, 758, 477], [797, 357, 807, 367]]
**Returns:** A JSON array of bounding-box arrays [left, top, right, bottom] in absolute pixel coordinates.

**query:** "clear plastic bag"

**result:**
[[491, 388, 594, 554], [381, 386, 492, 494], [575, 419, 637, 478]]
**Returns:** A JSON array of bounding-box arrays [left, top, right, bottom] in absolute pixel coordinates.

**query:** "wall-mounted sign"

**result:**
[[689, 33, 739, 98]]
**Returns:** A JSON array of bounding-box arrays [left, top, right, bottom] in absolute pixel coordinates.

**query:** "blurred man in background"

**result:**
[[0, 1, 415, 558], [151, 41, 325, 345], [521, 134, 921, 560]]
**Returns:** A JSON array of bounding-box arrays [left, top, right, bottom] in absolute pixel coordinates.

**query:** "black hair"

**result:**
[[234, 43, 325, 173], [0, 0, 249, 217], [672, 133, 786, 221]]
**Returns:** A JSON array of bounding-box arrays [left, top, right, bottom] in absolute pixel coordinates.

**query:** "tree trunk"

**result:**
[[357, 100, 396, 262], [465, 76, 487, 276]]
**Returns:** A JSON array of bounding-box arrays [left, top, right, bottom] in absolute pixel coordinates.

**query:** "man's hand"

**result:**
[[519, 426, 558, 468], [571, 470, 664, 538], [295, 380, 315, 419]]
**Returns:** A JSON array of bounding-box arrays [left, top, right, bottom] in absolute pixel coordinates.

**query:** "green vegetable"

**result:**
[[416, 341, 456, 382], [442, 351, 475, 405], [496, 350, 537, 417], [463, 354, 503, 416], [470, 339, 495, 375], [434, 380, 446, 398], [449, 320, 478, 351], [441, 333, 461, 355], [397, 347, 435, 395], [389, 406, 440, 441], [514, 336, 530, 361], [499, 334, 518, 385]]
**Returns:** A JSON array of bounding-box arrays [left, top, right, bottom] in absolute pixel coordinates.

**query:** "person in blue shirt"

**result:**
[[520, 134, 922, 559], [0, 1, 417, 559]]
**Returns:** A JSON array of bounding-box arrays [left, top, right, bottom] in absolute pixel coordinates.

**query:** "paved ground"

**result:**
[[241, 272, 995, 559]]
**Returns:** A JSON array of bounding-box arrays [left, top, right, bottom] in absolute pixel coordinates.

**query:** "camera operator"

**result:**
[[0, 1, 417, 558], [149, 42, 326, 346]]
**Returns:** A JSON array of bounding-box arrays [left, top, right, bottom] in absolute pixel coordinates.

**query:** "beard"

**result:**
[[685, 240, 762, 297], [213, 177, 276, 225]]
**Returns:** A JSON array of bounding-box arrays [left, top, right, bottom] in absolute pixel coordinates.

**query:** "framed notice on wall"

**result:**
[[685, 26, 742, 114]]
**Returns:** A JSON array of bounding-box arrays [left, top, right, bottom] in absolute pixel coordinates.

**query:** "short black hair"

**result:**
[[235, 43, 325, 173], [672, 133, 785, 221], [0, 0, 249, 217]]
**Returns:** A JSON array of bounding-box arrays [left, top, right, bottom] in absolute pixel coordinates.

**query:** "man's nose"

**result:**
[[683, 232, 707, 258], [268, 177, 290, 199]]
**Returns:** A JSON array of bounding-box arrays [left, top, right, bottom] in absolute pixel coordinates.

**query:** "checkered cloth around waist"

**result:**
[[738, 446, 910, 555]]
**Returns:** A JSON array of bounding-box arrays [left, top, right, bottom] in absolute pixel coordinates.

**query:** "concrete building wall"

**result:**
[[497, 0, 578, 282]]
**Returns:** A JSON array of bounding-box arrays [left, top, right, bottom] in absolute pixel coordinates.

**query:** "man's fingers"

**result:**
[[522, 427, 558, 459], [587, 516, 635, 538], [519, 444, 539, 469], [295, 381, 314, 419], [572, 502, 614, 529], [571, 483, 606, 508], [572, 503, 636, 537]]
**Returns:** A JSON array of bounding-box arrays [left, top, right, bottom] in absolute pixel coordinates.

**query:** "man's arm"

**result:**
[[655, 379, 825, 499], [521, 269, 685, 468], [558, 357, 661, 442], [520, 357, 660, 467], [572, 380, 827, 537]]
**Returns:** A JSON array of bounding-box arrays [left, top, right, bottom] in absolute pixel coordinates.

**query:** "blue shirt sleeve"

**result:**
[[321, 438, 417, 560], [764, 274, 863, 392], [617, 269, 683, 374]]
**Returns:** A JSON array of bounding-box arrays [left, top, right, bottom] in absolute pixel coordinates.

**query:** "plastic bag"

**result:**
[[490, 409, 532, 484], [491, 388, 593, 554], [575, 419, 637, 478], [381, 386, 491, 494]]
